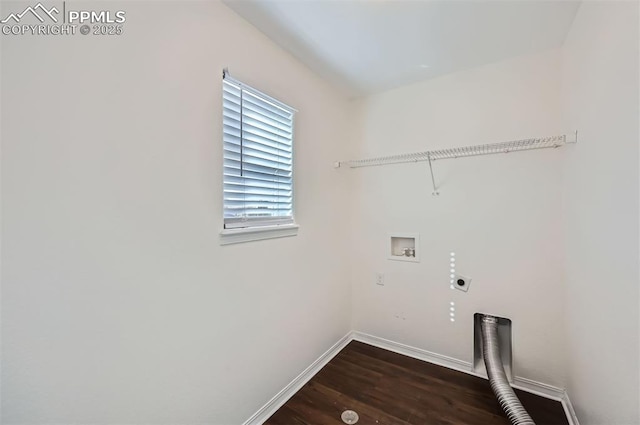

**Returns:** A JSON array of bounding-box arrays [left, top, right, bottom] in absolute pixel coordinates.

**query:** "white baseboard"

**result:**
[[562, 390, 581, 425], [512, 376, 565, 400], [243, 330, 578, 425], [351, 331, 474, 375], [241, 332, 352, 425], [511, 377, 579, 425]]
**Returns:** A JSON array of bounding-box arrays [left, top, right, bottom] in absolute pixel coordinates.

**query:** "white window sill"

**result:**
[[219, 224, 299, 245]]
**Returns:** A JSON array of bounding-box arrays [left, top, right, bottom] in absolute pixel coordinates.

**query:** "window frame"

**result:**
[[220, 72, 298, 245]]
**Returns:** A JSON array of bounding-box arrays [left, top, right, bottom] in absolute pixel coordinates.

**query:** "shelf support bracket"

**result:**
[[428, 154, 439, 196]]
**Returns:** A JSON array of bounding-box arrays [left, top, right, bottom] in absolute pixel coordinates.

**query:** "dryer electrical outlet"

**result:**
[[454, 274, 472, 292]]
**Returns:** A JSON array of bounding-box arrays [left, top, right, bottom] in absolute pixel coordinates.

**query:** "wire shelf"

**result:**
[[339, 133, 574, 169]]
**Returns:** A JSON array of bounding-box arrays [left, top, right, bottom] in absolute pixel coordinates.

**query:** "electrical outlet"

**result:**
[[375, 272, 384, 286], [454, 274, 472, 292]]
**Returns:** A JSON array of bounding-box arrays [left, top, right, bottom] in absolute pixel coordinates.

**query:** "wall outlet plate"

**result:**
[[454, 274, 471, 292]]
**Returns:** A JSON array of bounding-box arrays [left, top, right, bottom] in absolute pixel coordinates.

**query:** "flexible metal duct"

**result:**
[[481, 316, 536, 425]]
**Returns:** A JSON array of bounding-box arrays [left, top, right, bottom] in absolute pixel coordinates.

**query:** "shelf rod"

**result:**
[[336, 133, 576, 169]]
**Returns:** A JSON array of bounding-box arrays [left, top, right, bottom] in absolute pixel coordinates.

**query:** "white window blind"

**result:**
[[222, 74, 295, 229]]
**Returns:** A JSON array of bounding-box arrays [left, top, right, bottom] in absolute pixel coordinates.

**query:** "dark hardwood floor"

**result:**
[[265, 341, 568, 425]]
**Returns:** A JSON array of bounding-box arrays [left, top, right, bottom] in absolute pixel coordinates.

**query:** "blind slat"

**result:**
[[224, 145, 292, 163], [223, 174, 292, 187], [224, 195, 292, 202], [227, 95, 294, 127], [224, 125, 292, 151], [224, 144, 292, 161], [223, 107, 293, 135], [224, 160, 292, 175], [224, 115, 293, 141]]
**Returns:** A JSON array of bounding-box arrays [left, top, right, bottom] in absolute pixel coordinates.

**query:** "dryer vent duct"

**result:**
[[481, 315, 536, 425]]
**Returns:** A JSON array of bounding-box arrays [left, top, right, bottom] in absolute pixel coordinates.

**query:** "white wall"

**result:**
[[3, 1, 639, 424], [349, 49, 568, 387], [561, 2, 640, 424], [0, 1, 353, 423]]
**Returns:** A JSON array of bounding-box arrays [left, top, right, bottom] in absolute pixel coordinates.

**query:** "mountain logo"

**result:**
[[1, 3, 59, 24]]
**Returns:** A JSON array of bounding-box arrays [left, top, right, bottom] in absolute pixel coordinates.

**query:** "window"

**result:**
[[221, 72, 296, 241]]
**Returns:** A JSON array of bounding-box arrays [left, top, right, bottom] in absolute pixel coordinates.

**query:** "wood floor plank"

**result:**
[[264, 341, 569, 425]]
